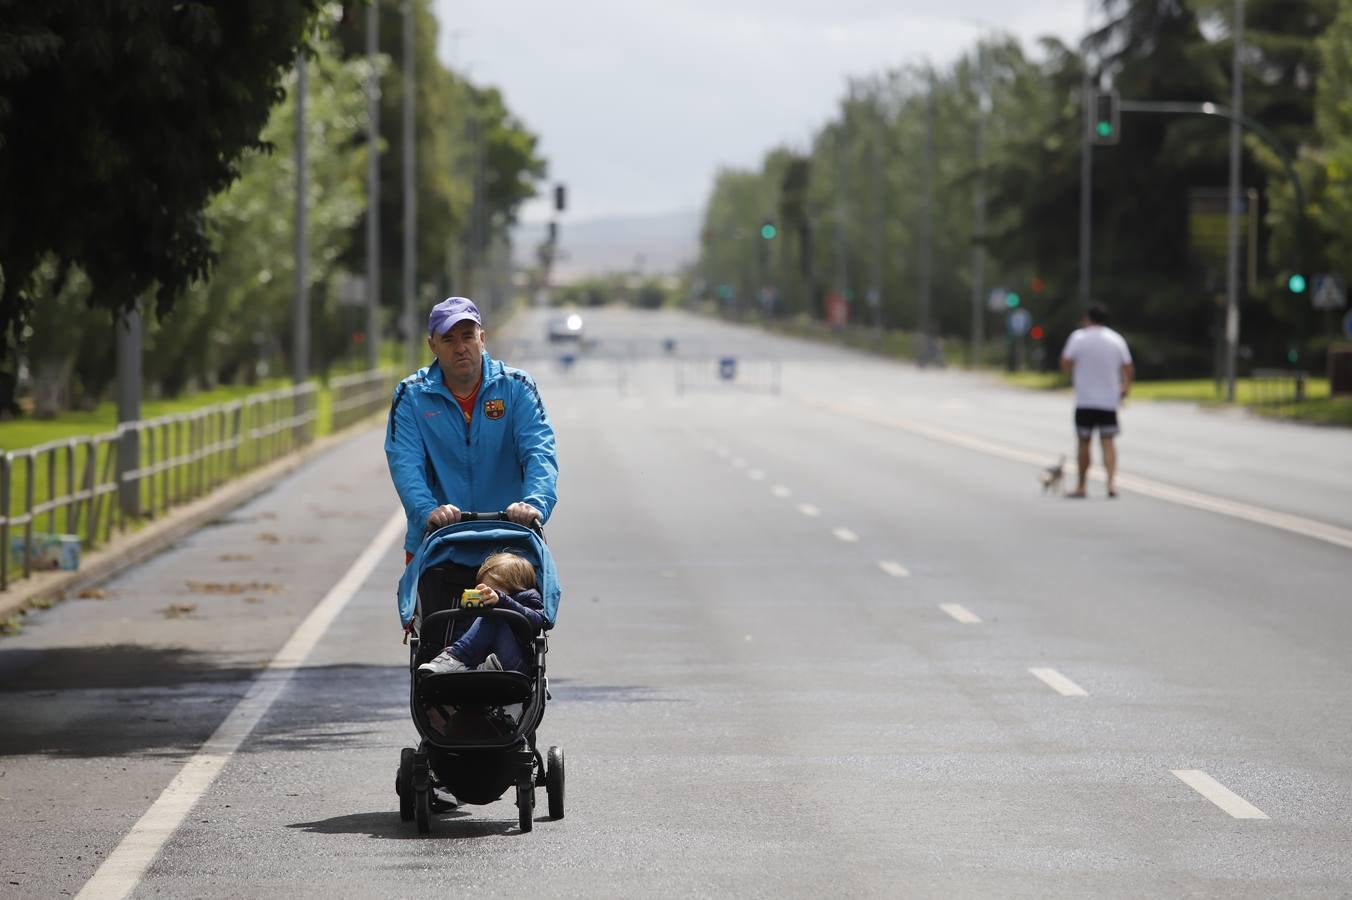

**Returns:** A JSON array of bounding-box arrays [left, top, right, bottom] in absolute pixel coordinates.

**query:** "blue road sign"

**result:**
[[1008, 308, 1032, 336], [719, 357, 738, 381]]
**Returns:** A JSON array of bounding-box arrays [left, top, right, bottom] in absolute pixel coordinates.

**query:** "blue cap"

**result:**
[[428, 296, 483, 336]]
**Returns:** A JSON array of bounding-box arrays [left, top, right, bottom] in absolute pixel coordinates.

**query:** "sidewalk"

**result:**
[[0, 416, 384, 631]]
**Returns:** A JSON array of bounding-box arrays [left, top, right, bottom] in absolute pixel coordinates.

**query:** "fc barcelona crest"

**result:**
[[484, 398, 506, 420]]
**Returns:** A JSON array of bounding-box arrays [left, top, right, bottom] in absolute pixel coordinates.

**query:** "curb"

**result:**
[[0, 418, 384, 630]]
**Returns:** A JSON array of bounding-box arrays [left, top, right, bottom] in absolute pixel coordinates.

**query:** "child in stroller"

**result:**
[[418, 551, 545, 675], [394, 513, 563, 835]]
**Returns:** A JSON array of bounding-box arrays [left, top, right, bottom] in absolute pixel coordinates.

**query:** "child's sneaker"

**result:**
[[419, 650, 468, 676], [481, 653, 504, 672]]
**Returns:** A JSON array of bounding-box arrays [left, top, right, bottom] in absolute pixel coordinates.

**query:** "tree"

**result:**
[[0, 0, 325, 369]]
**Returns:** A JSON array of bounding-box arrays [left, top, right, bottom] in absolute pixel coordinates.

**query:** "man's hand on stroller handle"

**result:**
[[505, 502, 543, 527], [426, 504, 462, 529]]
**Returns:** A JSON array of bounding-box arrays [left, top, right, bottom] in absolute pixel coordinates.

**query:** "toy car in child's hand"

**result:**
[[460, 588, 484, 608]]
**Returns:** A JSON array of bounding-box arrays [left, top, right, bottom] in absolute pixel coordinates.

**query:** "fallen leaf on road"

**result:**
[[256, 533, 280, 544], [185, 581, 282, 594], [76, 588, 107, 599], [219, 554, 253, 562], [163, 602, 198, 618], [244, 597, 263, 604]]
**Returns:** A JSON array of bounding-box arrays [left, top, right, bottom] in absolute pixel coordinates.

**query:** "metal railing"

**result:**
[[1249, 368, 1308, 412], [0, 368, 395, 591]]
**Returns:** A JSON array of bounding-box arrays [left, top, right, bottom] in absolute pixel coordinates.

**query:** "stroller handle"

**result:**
[[424, 510, 545, 536]]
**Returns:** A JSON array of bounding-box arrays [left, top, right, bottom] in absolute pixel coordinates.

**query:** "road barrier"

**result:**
[[0, 368, 395, 590], [675, 356, 781, 396]]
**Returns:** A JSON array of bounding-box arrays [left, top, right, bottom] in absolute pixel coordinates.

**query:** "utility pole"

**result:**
[[293, 50, 309, 384], [970, 46, 988, 367], [115, 307, 141, 518], [868, 115, 883, 339], [1078, 0, 1094, 312], [402, 0, 417, 371], [918, 72, 935, 365], [365, 0, 381, 370], [833, 93, 850, 319], [1222, 0, 1245, 403]]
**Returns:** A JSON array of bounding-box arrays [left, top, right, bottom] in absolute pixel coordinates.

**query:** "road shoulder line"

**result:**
[[74, 509, 404, 900]]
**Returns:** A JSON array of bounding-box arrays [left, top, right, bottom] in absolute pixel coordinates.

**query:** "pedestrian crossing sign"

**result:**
[[1312, 274, 1346, 310]]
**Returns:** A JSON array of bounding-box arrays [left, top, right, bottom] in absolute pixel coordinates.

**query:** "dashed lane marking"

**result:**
[[748, 469, 766, 481], [798, 504, 821, 517], [1171, 770, 1268, 820], [1029, 667, 1088, 696], [940, 603, 981, 624], [76, 510, 406, 900], [878, 560, 910, 577], [771, 485, 792, 498], [832, 527, 859, 543]]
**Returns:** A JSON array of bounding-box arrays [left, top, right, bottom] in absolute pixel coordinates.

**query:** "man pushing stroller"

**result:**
[[385, 295, 558, 650]]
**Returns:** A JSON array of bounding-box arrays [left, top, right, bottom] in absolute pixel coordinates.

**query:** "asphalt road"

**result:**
[[2, 306, 1350, 898]]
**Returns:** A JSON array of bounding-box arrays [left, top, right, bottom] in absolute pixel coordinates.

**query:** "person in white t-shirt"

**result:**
[[1059, 304, 1134, 498]]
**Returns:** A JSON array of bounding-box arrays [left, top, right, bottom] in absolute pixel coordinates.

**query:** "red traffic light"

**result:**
[[1030, 325, 1044, 341], [1030, 277, 1046, 294]]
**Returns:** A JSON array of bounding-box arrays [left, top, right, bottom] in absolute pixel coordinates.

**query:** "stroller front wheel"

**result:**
[[516, 781, 534, 833]]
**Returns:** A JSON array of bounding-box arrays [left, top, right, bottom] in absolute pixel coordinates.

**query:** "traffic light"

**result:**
[[760, 220, 777, 240], [1005, 292, 1021, 309], [1288, 273, 1307, 294], [1030, 325, 1045, 341], [547, 222, 558, 243], [1030, 276, 1046, 295], [1092, 90, 1120, 145], [554, 184, 567, 213]]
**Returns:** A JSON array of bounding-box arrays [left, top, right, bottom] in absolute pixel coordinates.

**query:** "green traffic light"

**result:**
[[1005, 292, 1021, 308], [1096, 121, 1113, 138], [760, 224, 777, 240], [1288, 273, 1307, 294]]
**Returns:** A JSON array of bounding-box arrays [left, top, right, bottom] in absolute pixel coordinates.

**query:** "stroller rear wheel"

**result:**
[[546, 746, 565, 820], [397, 747, 415, 822]]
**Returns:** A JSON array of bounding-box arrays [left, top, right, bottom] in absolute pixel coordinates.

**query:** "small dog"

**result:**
[[1039, 455, 1066, 495]]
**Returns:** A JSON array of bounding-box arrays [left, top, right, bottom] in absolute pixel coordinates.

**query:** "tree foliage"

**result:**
[[0, 0, 324, 364], [697, 0, 1344, 375]]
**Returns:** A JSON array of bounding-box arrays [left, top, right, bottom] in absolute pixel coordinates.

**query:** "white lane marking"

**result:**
[[715, 446, 730, 458], [878, 560, 910, 578], [1028, 667, 1088, 696], [731, 457, 747, 468], [803, 397, 1352, 553], [748, 469, 766, 481], [771, 485, 792, 498], [1171, 770, 1269, 820], [940, 603, 982, 624], [798, 503, 821, 517], [832, 527, 859, 543], [76, 510, 405, 900]]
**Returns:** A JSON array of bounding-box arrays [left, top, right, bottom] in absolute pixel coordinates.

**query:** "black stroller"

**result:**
[[393, 513, 563, 834]]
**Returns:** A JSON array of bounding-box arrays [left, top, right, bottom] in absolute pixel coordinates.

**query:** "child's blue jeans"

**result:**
[[448, 618, 527, 672]]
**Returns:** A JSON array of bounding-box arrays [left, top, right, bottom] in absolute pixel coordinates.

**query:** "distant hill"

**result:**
[[512, 209, 700, 282]]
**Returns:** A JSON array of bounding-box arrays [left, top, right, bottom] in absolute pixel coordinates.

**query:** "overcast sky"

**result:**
[[431, 0, 1088, 225]]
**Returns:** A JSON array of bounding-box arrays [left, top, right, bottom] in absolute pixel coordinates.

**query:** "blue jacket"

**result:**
[[385, 353, 558, 554]]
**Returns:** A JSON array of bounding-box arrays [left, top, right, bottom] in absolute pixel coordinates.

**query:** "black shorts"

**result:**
[[1075, 407, 1120, 439]]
